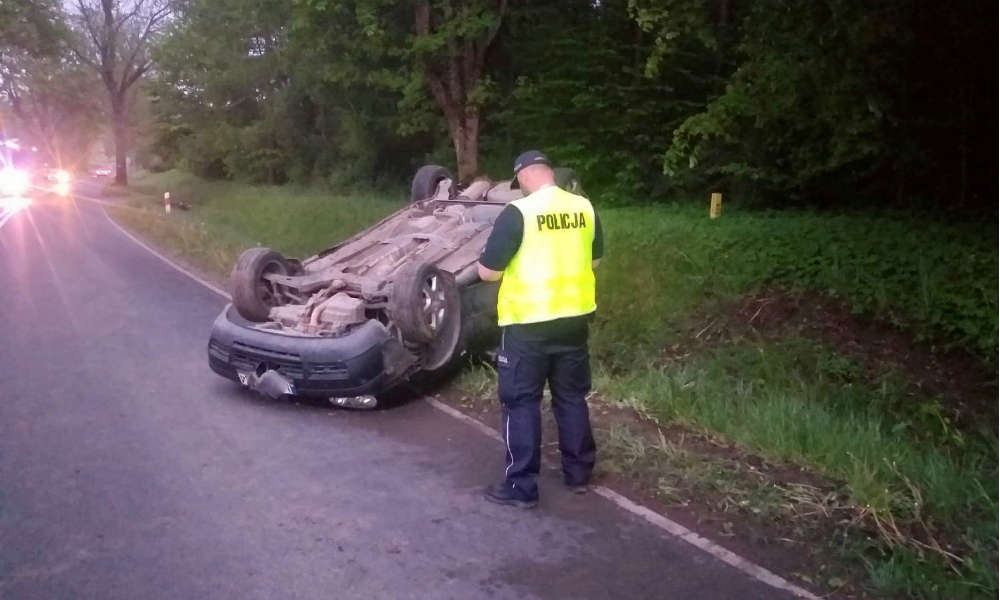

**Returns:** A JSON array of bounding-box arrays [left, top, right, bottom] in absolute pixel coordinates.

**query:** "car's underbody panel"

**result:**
[[207, 165, 581, 399], [250, 178, 517, 337]]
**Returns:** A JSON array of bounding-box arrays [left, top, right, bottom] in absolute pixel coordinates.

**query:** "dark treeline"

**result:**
[[140, 0, 994, 212]]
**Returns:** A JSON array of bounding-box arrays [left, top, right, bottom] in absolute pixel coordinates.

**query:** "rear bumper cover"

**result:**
[[207, 305, 403, 397]]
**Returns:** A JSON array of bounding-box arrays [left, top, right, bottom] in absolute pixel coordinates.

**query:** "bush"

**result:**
[[595, 206, 998, 363]]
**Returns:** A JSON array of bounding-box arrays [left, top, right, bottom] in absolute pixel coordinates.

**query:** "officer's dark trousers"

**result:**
[[496, 332, 597, 500]]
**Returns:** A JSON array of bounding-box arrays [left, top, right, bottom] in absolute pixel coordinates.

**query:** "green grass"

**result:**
[[594, 205, 998, 364], [110, 170, 998, 598], [602, 338, 996, 598], [589, 207, 997, 598], [113, 169, 404, 276]]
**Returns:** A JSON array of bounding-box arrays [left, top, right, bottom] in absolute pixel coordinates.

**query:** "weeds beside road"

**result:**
[[110, 169, 400, 277], [106, 170, 997, 599]]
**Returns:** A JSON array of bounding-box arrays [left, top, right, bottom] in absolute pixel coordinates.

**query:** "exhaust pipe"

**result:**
[[456, 179, 491, 202]]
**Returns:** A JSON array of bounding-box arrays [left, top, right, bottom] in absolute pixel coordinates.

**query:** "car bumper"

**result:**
[[207, 305, 410, 398]]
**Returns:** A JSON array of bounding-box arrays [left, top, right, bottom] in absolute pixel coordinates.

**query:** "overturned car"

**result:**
[[207, 165, 583, 407]]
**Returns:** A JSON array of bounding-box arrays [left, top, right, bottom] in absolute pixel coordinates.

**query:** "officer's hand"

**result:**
[[477, 262, 503, 282]]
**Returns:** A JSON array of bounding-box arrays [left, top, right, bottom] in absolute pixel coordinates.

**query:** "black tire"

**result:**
[[389, 262, 462, 369], [554, 167, 585, 196], [231, 247, 292, 322], [410, 165, 454, 203]]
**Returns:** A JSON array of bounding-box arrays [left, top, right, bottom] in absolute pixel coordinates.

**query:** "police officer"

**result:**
[[477, 150, 603, 509]]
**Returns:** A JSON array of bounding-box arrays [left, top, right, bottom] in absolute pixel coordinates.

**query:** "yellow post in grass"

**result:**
[[709, 192, 722, 219]]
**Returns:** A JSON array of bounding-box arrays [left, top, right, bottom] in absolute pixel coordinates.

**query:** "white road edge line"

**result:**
[[425, 397, 504, 442], [426, 397, 819, 599], [100, 197, 819, 600], [589, 486, 820, 599]]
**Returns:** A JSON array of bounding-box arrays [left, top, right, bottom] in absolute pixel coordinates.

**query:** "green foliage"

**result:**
[[483, 1, 721, 203], [139, 0, 991, 211], [146, 0, 509, 186], [657, 0, 904, 198], [0, 0, 65, 56], [595, 206, 998, 363], [0, 0, 102, 168], [629, 0, 992, 209], [146, 0, 293, 180]]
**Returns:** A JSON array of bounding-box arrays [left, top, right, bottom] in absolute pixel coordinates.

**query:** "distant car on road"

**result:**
[[42, 168, 72, 183], [93, 167, 112, 177], [0, 166, 30, 198], [207, 164, 584, 407], [1, 146, 34, 200], [36, 167, 73, 197], [0, 166, 32, 222]]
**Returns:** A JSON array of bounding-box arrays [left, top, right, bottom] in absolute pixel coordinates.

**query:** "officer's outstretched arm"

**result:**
[[477, 262, 503, 282]]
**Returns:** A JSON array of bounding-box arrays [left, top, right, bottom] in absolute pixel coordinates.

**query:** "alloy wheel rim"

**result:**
[[421, 274, 447, 332]]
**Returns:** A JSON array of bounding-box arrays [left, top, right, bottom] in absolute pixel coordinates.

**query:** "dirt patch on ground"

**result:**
[[436, 383, 871, 599], [669, 288, 997, 433]]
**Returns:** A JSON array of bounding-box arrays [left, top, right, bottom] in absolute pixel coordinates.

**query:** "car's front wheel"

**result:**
[[231, 247, 294, 322], [554, 167, 585, 196], [389, 261, 462, 370], [410, 165, 455, 203]]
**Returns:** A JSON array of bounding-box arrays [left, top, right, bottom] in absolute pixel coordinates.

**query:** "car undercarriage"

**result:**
[[208, 165, 582, 403]]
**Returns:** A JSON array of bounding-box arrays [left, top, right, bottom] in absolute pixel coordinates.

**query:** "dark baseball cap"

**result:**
[[513, 150, 550, 177]]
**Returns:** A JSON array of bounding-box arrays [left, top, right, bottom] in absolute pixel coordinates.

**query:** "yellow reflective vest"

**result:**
[[497, 186, 597, 326]]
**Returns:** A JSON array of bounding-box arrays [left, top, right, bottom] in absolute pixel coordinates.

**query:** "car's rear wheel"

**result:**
[[554, 167, 585, 196], [411, 165, 454, 203], [231, 247, 293, 322], [389, 261, 462, 370]]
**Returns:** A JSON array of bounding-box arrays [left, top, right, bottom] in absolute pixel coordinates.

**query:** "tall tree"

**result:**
[[66, 0, 171, 185], [148, 0, 293, 182], [1, 57, 103, 169], [0, 0, 100, 168], [412, 0, 507, 181], [485, 0, 721, 201]]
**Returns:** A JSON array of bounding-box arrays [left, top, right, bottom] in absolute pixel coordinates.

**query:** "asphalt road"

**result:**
[[0, 187, 794, 599]]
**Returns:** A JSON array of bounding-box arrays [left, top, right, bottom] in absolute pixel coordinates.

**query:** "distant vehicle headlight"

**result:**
[[54, 169, 71, 184], [0, 167, 29, 196]]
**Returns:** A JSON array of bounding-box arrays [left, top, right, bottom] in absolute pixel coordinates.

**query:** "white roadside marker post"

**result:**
[[164, 192, 171, 214]]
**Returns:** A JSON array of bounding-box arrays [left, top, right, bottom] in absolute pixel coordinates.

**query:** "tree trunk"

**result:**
[[448, 107, 480, 183], [112, 96, 128, 186], [414, 0, 504, 184]]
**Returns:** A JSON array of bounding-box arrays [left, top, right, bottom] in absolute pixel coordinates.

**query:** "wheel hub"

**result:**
[[421, 274, 447, 332]]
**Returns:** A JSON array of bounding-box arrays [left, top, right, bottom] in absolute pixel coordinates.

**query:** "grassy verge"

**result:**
[[592, 206, 997, 598], [108, 169, 403, 279], [108, 169, 997, 598], [604, 340, 995, 595], [593, 205, 997, 365]]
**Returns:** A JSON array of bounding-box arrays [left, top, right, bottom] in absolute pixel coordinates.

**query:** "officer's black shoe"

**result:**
[[565, 476, 591, 495], [484, 483, 538, 509]]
